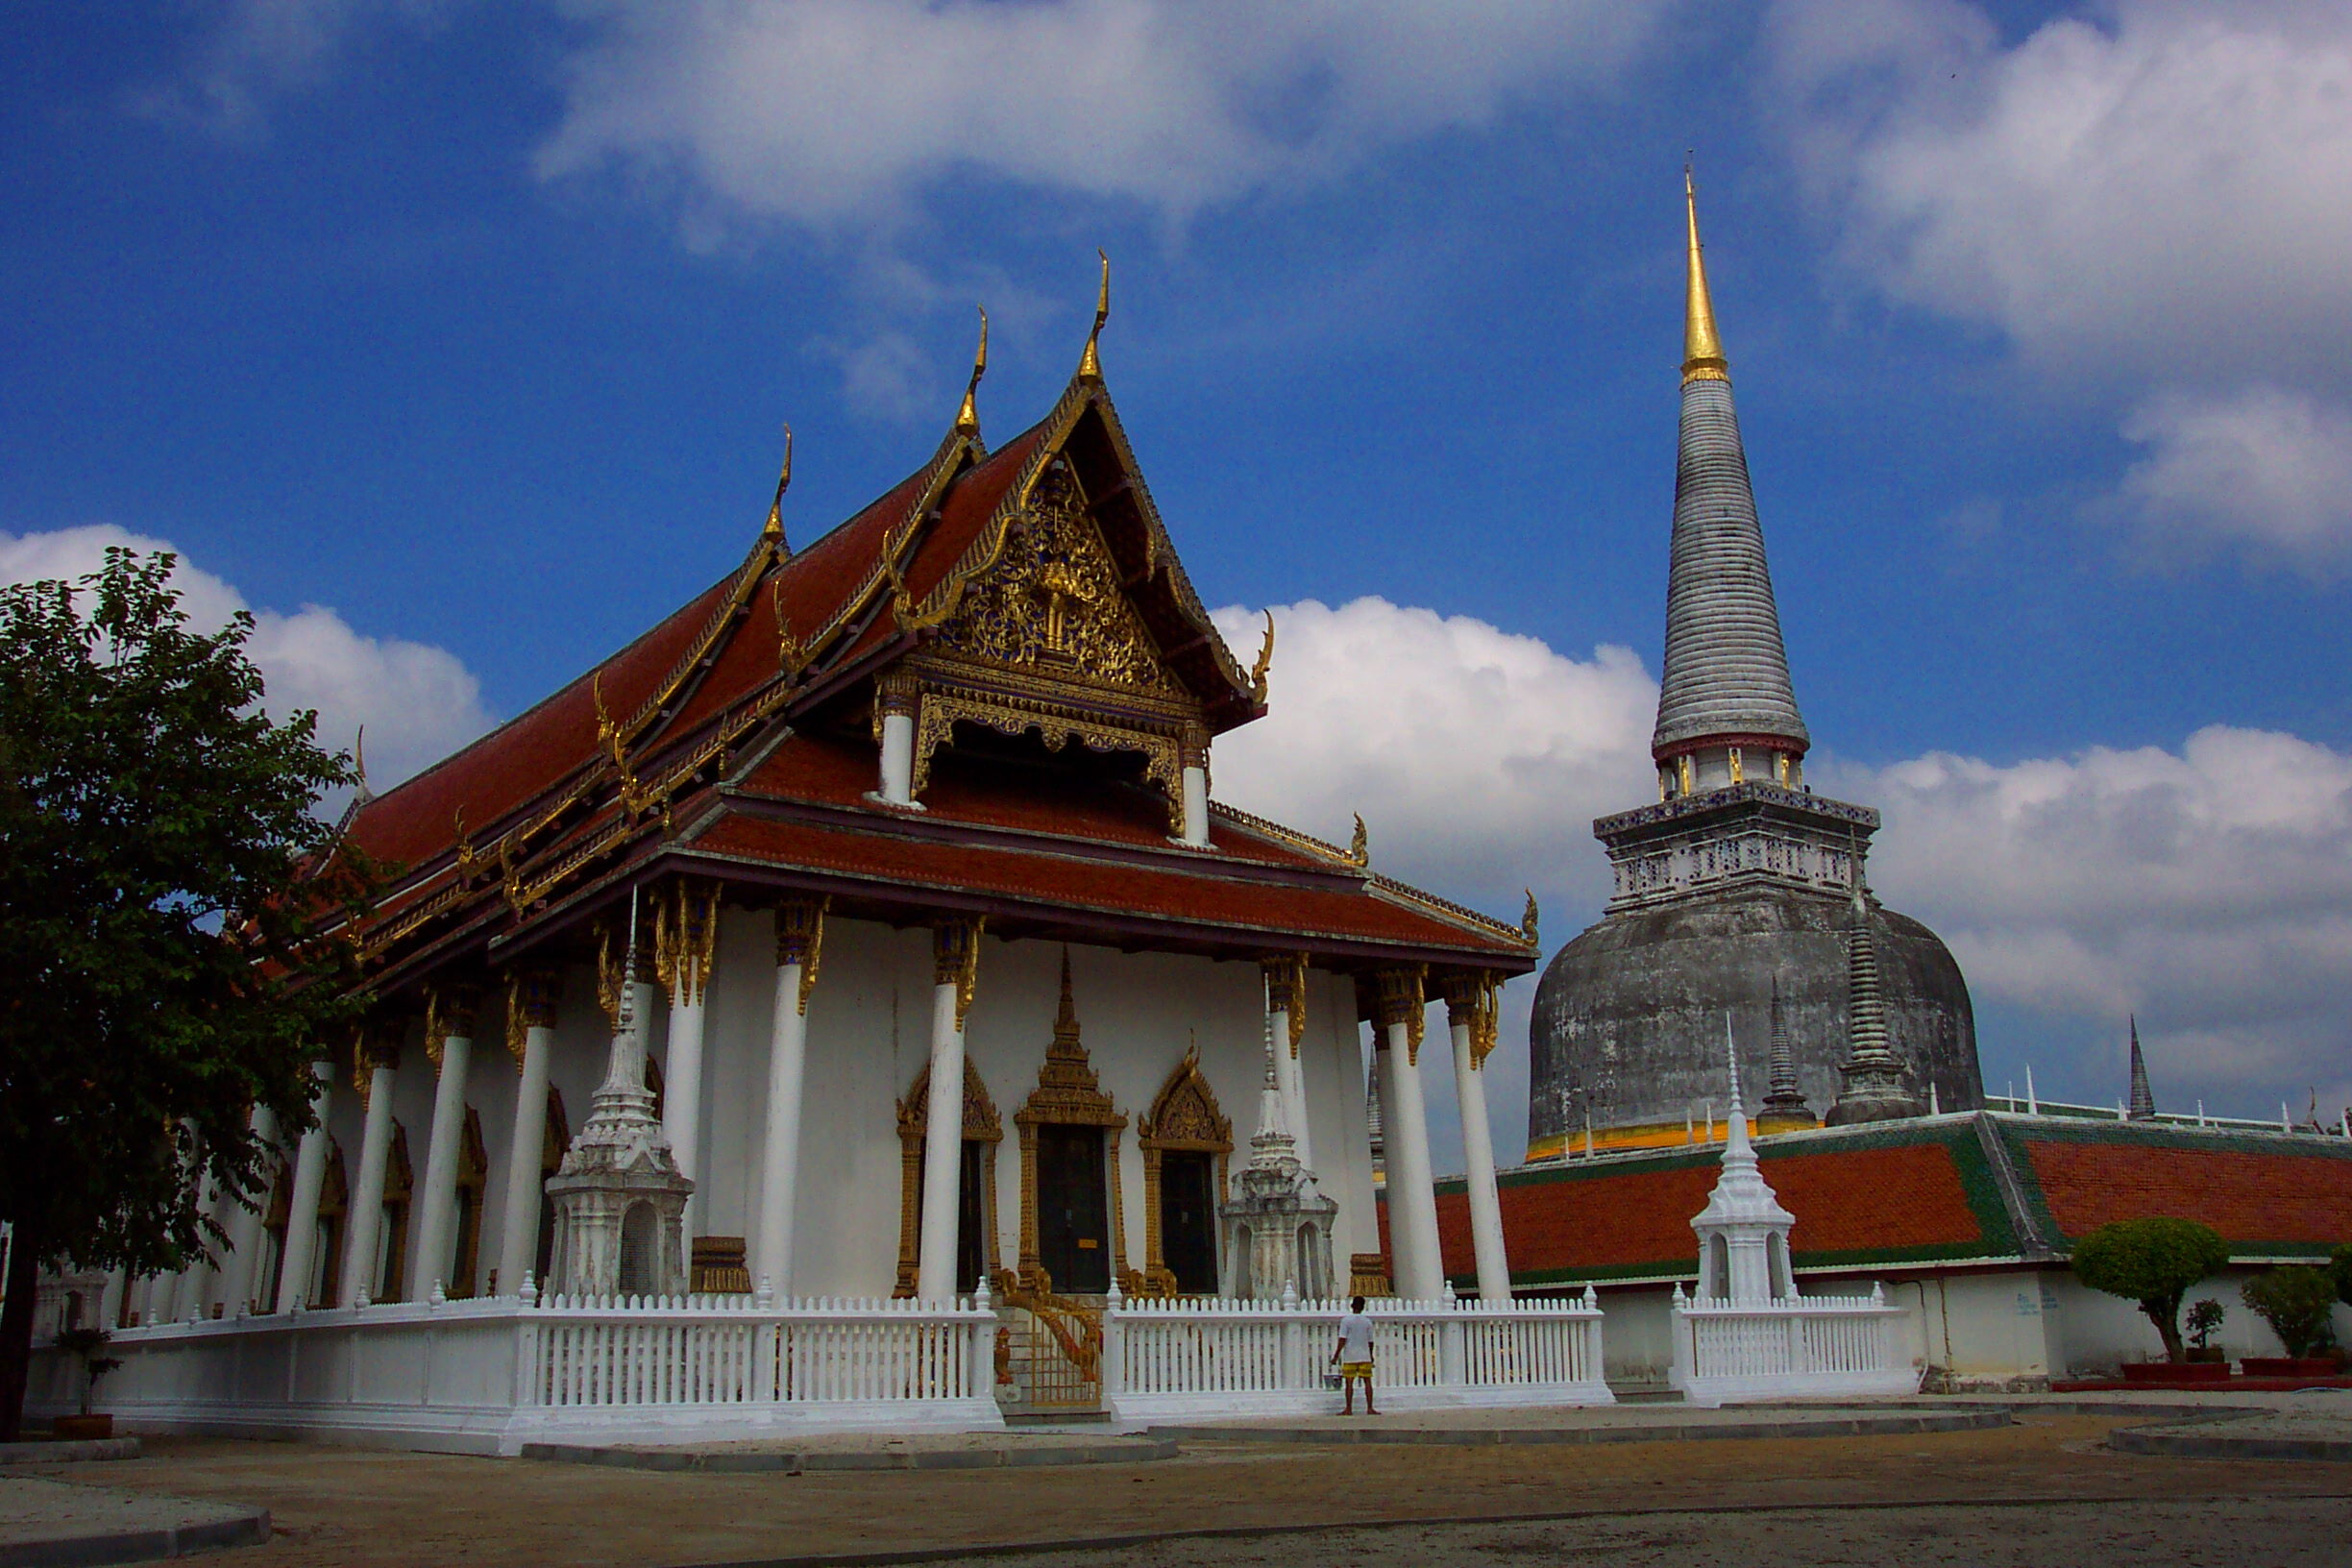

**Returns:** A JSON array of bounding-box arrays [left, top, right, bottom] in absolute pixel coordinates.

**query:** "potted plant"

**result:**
[[51, 1327, 122, 1440], [2183, 1299, 2227, 1363], [2240, 1266, 2340, 1377]]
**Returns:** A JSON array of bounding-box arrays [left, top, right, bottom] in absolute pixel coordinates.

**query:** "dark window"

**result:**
[[1158, 1151, 1219, 1295], [1036, 1123, 1110, 1294], [957, 1139, 987, 1296]]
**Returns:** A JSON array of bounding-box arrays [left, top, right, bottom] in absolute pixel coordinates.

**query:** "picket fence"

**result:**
[[1667, 1283, 1918, 1407]]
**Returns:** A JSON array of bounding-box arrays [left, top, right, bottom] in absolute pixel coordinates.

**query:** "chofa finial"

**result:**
[[1078, 250, 1110, 381], [763, 425, 794, 552], [954, 307, 988, 436], [1249, 609, 1274, 702]]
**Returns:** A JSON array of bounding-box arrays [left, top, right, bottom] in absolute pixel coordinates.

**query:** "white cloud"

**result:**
[[1827, 724, 2352, 1116], [135, 0, 453, 132], [534, 0, 1674, 233], [2109, 387, 2352, 572], [1208, 596, 1657, 1171], [0, 525, 495, 792], [1768, 0, 2352, 384]]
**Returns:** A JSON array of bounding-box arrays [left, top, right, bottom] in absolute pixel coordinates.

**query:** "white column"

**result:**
[[1446, 985, 1511, 1304], [1179, 767, 1210, 847], [339, 1038, 401, 1307], [497, 973, 558, 1298], [221, 1103, 280, 1316], [1375, 968, 1443, 1301], [657, 883, 721, 1246], [874, 677, 922, 808], [755, 899, 825, 1294], [1262, 956, 1312, 1172], [274, 1061, 335, 1314], [917, 919, 981, 1301], [411, 990, 478, 1297]]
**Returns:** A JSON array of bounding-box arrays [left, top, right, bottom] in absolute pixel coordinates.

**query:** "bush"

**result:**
[[2071, 1218, 2231, 1362], [2331, 1244, 2351, 1308], [2241, 1267, 2340, 1360], [2185, 1298, 2225, 1351]]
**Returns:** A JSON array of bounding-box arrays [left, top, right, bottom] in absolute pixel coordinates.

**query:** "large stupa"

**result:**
[[1526, 174, 1982, 1160]]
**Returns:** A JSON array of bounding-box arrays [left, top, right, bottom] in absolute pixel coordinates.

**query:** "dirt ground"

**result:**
[[24, 1413, 2352, 1568]]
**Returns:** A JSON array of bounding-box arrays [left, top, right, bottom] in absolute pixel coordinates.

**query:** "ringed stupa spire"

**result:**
[[2126, 1017, 2155, 1120], [1653, 166, 1809, 789]]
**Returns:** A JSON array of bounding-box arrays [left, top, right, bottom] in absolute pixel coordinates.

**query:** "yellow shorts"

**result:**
[[1337, 1361, 1374, 1379]]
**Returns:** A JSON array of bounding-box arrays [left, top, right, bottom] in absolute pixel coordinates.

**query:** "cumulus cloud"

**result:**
[[1207, 597, 1657, 1170], [1768, 0, 2352, 385], [535, 0, 1674, 233], [0, 525, 495, 792], [1826, 725, 2352, 1117], [2108, 387, 2352, 572]]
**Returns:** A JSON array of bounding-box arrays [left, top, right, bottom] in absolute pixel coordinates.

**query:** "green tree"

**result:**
[[2240, 1267, 2340, 1360], [2332, 1243, 2352, 1309], [2070, 1217, 2231, 1363], [0, 550, 372, 1441]]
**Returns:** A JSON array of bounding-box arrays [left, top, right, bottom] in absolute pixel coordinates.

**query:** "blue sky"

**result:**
[[8, 1, 2352, 1164]]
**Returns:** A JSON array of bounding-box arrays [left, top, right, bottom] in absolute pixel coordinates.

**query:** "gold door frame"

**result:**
[[894, 1062, 1004, 1297], [1014, 951, 1131, 1294], [1136, 1048, 1232, 1297]]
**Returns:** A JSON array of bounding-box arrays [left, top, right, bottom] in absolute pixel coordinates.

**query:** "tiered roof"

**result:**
[[1424, 1112, 2352, 1289], [328, 351, 1538, 998]]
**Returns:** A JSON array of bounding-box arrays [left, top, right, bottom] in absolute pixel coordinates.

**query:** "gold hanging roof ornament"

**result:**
[[1077, 250, 1109, 381], [762, 425, 794, 555], [1681, 163, 1729, 384], [955, 307, 989, 436]]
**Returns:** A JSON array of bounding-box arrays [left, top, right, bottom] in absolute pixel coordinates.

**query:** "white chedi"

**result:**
[[1689, 1015, 1798, 1304]]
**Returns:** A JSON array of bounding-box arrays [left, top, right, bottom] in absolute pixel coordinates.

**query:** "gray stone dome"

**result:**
[[1526, 883, 1980, 1159]]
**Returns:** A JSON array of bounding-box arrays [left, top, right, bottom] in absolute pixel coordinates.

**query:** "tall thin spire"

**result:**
[[1825, 886, 1923, 1125], [2126, 1016, 2155, 1120], [1682, 164, 1727, 384], [1652, 166, 1809, 767], [1761, 974, 1811, 1121]]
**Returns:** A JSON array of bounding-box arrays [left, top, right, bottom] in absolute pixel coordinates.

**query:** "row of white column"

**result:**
[[140, 912, 1511, 1319]]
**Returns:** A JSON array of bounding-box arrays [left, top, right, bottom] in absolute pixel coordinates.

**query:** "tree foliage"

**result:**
[[0, 549, 374, 1438], [2070, 1217, 2230, 1362], [2332, 1243, 2352, 1309], [2240, 1266, 2340, 1360]]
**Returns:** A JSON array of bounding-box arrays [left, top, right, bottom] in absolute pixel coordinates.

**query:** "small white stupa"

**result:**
[[1218, 1008, 1337, 1301], [1689, 1014, 1797, 1303]]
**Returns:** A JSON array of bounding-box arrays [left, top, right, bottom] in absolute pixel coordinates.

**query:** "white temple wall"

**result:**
[[1306, 974, 1377, 1268], [693, 904, 785, 1242]]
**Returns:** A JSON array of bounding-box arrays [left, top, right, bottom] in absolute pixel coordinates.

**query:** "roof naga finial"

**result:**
[[1249, 609, 1275, 702], [954, 307, 988, 437], [353, 724, 373, 804], [1349, 812, 1368, 867], [762, 424, 794, 553], [1078, 249, 1110, 381], [1682, 160, 1727, 384]]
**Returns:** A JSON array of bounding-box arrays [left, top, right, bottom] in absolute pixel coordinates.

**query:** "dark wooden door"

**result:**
[[1036, 1123, 1110, 1293], [956, 1139, 987, 1294], [1158, 1150, 1219, 1295]]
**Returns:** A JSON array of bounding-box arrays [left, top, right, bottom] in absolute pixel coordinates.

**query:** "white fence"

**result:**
[[27, 1288, 1000, 1456], [1668, 1284, 1918, 1407], [1105, 1288, 1614, 1420]]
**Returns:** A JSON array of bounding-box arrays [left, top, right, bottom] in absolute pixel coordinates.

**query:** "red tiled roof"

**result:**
[[2022, 1137, 2352, 1247], [686, 809, 1531, 960]]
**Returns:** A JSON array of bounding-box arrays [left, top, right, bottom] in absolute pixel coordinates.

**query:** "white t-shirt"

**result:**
[[1336, 1311, 1374, 1364]]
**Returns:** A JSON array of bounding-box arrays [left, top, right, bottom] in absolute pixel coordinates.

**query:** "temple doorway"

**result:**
[[1157, 1150, 1219, 1295], [1035, 1123, 1110, 1293]]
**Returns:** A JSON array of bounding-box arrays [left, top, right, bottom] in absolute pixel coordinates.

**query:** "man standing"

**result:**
[[1330, 1295, 1377, 1415]]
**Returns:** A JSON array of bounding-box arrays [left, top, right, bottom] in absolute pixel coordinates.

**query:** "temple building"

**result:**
[[1527, 174, 1981, 1158], [36, 277, 1558, 1452]]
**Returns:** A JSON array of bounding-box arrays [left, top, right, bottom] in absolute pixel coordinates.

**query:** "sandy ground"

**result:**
[[9, 1411, 2348, 1567], [0, 1471, 257, 1547]]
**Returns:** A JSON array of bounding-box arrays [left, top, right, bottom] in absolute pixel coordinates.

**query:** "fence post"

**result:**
[[1098, 1279, 1124, 1403]]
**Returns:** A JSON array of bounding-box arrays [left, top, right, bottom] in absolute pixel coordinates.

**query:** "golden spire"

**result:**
[[762, 425, 794, 552], [1682, 163, 1728, 384], [954, 307, 988, 436], [1077, 249, 1109, 381]]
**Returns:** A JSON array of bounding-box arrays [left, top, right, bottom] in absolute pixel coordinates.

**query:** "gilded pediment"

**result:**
[[933, 465, 1179, 695]]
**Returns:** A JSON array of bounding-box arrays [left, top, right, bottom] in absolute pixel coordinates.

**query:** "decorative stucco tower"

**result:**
[[1826, 885, 1923, 1124], [1220, 1015, 1337, 1301], [545, 891, 695, 1297], [1691, 1020, 1797, 1302], [1528, 170, 1980, 1157]]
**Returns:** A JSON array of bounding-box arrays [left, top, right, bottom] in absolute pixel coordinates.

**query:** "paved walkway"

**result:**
[[8, 1403, 2349, 1567], [0, 1474, 266, 1567]]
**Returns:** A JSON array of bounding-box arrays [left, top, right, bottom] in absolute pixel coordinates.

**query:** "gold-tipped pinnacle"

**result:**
[[762, 425, 794, 550], [1078, 249, 1110, 380], [955, 307, 989, 435], [1682, 162, 1728, 383]]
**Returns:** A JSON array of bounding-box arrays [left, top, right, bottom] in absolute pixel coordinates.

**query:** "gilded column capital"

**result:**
[[933, 917, 986, 1031], [1259, 952, 1309, 1056], [353, 1020, 404, 1100], [877, 668, 920, 718], [1373, 965, 1427, 1064], [1178, 723, 1210, 771], [775, 895, 829, 1015], [423, 983, 480, 1068], [503, 969, 561, 1070], [1440, 969, 1502, 1068], [653, 878, 722, 1007]]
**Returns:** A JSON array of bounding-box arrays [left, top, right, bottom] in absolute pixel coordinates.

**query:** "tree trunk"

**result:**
[[0, 1227, 40, 1443], [2143, 1295, 2186, 1362]]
